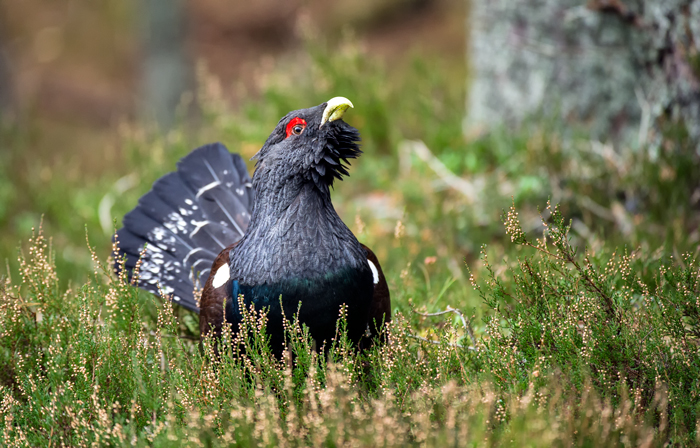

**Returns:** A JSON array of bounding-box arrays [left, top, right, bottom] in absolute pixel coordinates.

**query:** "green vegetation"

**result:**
[[2, 39, 700, 446]]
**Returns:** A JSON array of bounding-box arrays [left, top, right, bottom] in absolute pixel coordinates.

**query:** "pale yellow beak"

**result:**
[[320, 97, 354, 127]]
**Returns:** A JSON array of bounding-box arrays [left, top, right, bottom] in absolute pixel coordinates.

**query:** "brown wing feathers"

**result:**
[[362, 244, 391, 346], [199, 242, 238, 338]]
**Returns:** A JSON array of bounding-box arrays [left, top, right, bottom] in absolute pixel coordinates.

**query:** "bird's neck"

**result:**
[[230, 177, 366, 285], [251, 176, 332, 223]]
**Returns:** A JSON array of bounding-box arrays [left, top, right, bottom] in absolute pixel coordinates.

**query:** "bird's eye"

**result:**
[[285, 117, 307, 138]]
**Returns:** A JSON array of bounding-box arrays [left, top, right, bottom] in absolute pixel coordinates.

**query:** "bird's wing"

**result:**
[[114, 143, 253, 312], [361, 244, 392, 346], [199, 242, 239, 337]]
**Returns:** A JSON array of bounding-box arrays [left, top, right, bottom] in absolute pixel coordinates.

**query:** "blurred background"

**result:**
[[1, 0, 699, 324]]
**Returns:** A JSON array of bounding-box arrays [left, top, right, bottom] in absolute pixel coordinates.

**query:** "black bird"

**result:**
[[114, 97, 391, 354]]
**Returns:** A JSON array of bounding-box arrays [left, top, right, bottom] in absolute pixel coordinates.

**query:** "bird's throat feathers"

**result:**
[[229, 180, 367, 285]]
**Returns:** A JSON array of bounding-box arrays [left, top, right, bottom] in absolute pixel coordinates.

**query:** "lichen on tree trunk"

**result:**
[[466, 0, 700, 151]]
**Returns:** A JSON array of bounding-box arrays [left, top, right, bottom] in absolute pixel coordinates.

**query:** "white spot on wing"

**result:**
[[195, 180, 221, 199], [183, 247, 206, 264], [367, 259, 379, 284], [189, 220, 210, 238], [192, 259, 210, 271], [163, 212, 188, 234], [212, 263, 230, 289]]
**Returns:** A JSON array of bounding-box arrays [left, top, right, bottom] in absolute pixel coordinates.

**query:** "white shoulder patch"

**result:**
[[367, 259, 379, 284], [212, 263, 230, 289]]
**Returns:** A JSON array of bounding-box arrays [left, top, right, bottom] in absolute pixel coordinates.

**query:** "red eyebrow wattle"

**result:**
[[285, 117, 307, 138]]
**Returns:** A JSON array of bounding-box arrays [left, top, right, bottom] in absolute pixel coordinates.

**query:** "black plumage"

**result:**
[[114, 143, 253, 311], [114, 98, 391, 354]]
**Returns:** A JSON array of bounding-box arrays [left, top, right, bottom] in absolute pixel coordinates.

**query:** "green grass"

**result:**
[[2, 38, 700, 446], [3, 203, 698, 446]]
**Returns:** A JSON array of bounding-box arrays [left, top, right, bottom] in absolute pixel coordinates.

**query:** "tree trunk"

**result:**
[[466, 0, 700, 151], [140, 0, 190, 129]]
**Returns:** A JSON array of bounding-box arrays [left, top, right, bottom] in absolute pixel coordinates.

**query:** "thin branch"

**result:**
[[98, 173, 138, 236], [414, 305, 478, 348], [522, 241, 567, 262], [520, 228, 618, 322], [576, 195, 616, 222], [401, 140, 478, 203], [408, 334, 477, 351]]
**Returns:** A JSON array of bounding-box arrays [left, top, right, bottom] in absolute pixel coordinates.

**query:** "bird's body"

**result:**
[[115, 98, 390, 355]]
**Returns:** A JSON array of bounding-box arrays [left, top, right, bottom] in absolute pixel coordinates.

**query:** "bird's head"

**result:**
[[253, 97, 361, 188]]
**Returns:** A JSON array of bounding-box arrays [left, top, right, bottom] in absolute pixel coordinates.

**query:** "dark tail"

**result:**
[[114, 142, 254, 312]]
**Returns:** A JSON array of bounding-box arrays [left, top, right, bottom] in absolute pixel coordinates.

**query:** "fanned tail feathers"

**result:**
[[114, 143, 253, 312]]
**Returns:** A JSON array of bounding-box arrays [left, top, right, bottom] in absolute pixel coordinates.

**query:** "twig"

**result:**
[[413, 305, 479, 349], [522, 241, 567, 262], [524, 241, 617, 321], [576, 195, 616, 222], [98, 173, 138, 236], [408, 334, 477, 351], [401, 140, 478, 203]]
